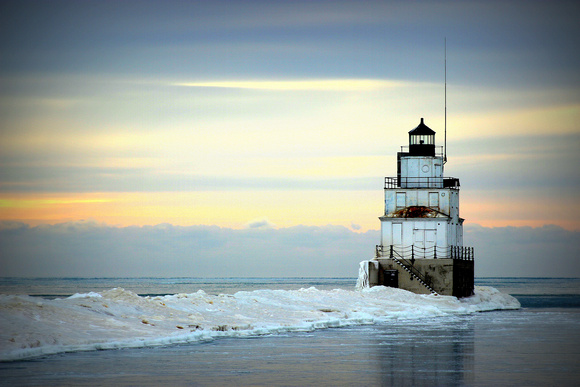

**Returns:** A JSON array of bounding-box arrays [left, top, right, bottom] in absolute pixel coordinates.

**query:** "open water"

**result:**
[[1, 277, 579, 386]]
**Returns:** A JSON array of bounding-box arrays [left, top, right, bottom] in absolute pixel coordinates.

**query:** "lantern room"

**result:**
[[408, 118, 436, 157]]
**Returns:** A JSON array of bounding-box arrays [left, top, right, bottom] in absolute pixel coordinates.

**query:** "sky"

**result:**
[[1, 0, 579, 277]]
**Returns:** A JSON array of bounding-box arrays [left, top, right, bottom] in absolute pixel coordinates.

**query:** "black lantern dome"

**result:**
[[408, 118, 435, 156]]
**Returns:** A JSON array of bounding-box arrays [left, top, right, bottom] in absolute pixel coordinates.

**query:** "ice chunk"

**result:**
[[355, 260, 378, 290], [0, 286, 519, 362]]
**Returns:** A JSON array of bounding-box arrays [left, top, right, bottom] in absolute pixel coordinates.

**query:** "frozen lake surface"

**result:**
[[1, 277, 579, 386]]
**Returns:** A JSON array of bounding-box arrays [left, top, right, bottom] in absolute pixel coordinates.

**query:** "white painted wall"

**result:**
[[379, 217, 463, 256], [384, 189, 457, 218], [380, 187, 463, 256], [400, 155, 444, 188]]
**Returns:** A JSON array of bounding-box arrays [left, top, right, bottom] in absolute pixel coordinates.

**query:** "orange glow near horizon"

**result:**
[[1, 190, 578, 231], [0, 191, 382, 231]]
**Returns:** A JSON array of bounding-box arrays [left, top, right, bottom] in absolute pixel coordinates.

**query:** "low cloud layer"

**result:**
[[1, 221, 578, 278], [465, 224, 580, 277]]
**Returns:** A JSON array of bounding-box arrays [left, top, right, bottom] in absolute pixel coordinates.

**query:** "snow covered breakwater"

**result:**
[[1, 286, 519, 361]]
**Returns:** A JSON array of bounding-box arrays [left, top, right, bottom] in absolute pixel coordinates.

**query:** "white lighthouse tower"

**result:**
[[359, 118, 474, 297]]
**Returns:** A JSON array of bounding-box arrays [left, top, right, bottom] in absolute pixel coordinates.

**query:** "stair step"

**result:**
[[392, 257, 438, 295]]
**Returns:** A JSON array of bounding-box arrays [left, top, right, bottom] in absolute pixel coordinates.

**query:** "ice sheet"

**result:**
[[0, 286, 519, 361]]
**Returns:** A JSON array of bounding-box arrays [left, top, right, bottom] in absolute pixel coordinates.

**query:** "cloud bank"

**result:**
[[174, 79, 405, 91], [1, 221, 578, 278]]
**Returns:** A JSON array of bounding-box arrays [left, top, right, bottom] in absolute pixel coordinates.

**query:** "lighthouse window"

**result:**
[[411, 135, 434, 145], [396, 192, 406, 209]]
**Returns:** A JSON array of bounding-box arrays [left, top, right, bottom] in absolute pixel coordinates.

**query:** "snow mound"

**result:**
[[0, 286, 519, 361]]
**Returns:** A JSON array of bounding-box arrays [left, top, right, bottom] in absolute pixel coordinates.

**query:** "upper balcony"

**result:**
[[385, 176, 460, 189]]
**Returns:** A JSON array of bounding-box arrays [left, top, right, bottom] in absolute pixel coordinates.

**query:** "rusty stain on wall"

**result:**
[[391, 206, 437, 218]]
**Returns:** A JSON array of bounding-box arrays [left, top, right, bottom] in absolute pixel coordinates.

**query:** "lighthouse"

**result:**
[[358, 118, 474, 297]]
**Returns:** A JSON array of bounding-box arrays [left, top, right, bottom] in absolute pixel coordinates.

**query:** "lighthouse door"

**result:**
[[429, 192, 439, 210], [392, 223, 402, 246], [413, 228, 425, 248], [413, 224, 437, 257]]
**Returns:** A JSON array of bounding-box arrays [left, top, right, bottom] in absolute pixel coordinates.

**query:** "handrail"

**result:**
[[385, 177, 460, 189], [390, 249, 437, 295], [375, 244, 474, 261], [393, 254, 430, 286]]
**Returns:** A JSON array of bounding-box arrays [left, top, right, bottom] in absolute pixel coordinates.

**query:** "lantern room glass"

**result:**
[[410, 134, 434, 145]]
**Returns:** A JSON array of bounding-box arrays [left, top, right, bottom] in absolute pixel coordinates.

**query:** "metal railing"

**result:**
[[375, 244, 474, 261], [384, 177, 460, 189], [391, 254, 436, 294]]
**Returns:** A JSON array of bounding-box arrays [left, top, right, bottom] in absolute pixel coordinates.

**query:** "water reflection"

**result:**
[[374, 316, 475, 385], [0, 317, 477, 386]]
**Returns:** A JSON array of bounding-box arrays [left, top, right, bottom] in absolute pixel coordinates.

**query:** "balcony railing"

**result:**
[[375, 244, 474, 261], [385, 177, 460, 189]]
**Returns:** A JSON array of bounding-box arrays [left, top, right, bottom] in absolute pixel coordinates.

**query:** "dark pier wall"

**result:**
[[453, 259, 475, 298], [371, 258, 474, 298]]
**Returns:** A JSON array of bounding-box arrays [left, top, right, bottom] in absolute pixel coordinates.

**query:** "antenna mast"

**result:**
[[444, 38, 447, 164]]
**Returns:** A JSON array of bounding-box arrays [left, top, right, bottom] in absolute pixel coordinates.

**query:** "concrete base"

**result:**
[[367, 258, 474, 297]]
